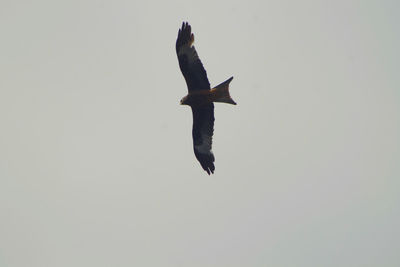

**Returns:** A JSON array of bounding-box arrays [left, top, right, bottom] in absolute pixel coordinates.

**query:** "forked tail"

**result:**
[[211, 76, 237, 105]]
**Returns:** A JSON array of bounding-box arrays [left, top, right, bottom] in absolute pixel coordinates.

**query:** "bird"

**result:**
[[176, 22, 237, 175]]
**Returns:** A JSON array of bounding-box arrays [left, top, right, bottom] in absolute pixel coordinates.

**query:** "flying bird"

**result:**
[[176, 22, 237, 175]]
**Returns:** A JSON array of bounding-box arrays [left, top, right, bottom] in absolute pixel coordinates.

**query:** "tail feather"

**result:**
[[211, 76, 236, 105]]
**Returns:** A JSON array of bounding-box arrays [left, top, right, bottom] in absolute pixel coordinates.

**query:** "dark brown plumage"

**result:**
[[176, 22, 236, 175]]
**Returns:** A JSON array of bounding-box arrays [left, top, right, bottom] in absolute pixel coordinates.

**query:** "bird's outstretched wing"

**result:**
[[191, 105, 215, 175], [176, 22, 210, 92]]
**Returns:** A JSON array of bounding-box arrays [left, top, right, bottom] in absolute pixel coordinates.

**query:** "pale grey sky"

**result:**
[[1, 0, 399, 266]]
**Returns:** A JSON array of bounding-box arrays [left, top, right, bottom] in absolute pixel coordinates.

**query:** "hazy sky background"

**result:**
[[1, 0, 399, 266]]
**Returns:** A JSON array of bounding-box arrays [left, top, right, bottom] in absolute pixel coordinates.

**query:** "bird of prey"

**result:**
[[176, 22, 237, 175]]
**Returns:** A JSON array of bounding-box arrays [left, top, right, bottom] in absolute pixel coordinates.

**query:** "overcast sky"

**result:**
[[1, 0, 399, 266]]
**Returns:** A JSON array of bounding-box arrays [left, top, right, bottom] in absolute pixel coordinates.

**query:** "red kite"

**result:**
[[176, 22, 236, 175]]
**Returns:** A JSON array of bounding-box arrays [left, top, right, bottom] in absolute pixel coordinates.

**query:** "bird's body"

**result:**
[[180, 77, 236, 108], [176, 22, 236, 174]]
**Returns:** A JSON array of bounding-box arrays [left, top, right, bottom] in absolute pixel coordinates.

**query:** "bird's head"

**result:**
[[180, 95, 189, 105]]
